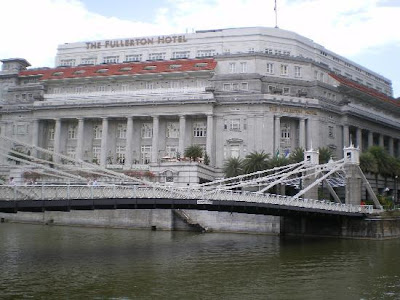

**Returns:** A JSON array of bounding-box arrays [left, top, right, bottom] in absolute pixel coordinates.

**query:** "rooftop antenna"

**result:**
[[274, 0, 279, 28]]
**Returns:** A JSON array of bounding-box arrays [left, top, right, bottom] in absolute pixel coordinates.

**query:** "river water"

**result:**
[[1, 223, 400, 300]]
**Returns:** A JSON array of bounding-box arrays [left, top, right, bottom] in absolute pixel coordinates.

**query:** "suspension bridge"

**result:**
[[0, 135, 382, 219]]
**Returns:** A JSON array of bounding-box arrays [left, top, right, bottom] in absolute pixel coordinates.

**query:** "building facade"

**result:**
[[0, 27, 399, 186]]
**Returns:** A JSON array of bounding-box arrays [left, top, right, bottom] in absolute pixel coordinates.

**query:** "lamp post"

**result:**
[[395, 175, 398, 206]]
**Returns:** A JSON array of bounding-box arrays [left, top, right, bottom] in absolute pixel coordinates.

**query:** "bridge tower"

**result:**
[[303, 147, 319, 200], [343, 144, 362, 206]]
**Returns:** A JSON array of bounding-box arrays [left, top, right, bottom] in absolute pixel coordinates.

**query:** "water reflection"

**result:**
[[1, 223, 399, 299]]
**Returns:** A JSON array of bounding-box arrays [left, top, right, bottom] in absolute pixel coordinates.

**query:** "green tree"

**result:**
[[203, 152, 210, 165], [269, 156, 290, 168], [223, 157, 244, 178], [184, 145, 203, 161], [242, 151, 270, 174], [318, 147, 334, 164], [289, 147, 304, 163], [360, 151, 378, 175], [367, 146, 393, 190]]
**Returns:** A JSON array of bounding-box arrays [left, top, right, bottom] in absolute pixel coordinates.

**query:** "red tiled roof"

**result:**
[[19, 59, 217, 80], [329, 73, 399, 107]]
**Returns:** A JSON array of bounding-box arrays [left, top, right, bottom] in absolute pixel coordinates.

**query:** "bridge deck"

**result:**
[[0, 185, 374, 217]]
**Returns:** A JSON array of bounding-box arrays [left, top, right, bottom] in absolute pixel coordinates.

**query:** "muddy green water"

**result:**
[[1, 223, 399, 299]]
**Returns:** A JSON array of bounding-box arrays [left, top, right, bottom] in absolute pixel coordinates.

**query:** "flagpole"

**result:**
[[274, 0, 278, 28]]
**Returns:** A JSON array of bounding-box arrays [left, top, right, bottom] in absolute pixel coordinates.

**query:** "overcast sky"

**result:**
[[0, 0, 399, 97]]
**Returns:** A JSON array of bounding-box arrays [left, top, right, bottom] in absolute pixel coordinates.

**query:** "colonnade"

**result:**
[[31, 114, 214, 168]]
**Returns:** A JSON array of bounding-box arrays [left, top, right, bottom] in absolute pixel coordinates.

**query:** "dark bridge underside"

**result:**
[[0, 198, 365, 218]]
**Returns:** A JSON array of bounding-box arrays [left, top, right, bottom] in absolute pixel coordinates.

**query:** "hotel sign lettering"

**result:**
[[269, 106, 317, 115], [86, 35, 188, 49]]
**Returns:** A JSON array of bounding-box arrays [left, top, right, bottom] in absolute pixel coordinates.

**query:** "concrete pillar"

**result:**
[[389, 137, 394, 156], [274, 115, 280, 155], [31, 119, 39, 158], [54, 118, 61, 163], [368, 131, 373, 149], [343, 125, 350, 148], [125, 116, 134, 167], [379, 134, 384, 148], [206, 114, 214, 165], [76, 118, 84, 161], [299, 118, 306, 149], [303, 148, 319, 200], [100, 117, 108, 167], [344, 146, 361, 206], [151, 116, 159, 163], [178, 115, 186, 157], [306, 118, 312, 149], [356, 127, 362, 151]]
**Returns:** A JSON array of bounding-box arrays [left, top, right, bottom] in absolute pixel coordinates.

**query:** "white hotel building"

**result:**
[[0, 27, 399, 186]]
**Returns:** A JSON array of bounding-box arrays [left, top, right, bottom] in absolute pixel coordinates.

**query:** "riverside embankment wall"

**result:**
[[0, 209, 281, 234]]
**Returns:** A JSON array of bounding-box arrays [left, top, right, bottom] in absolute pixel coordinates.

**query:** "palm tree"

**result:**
[[318, 147, 334, 164], [223, 157, 244, 178], [184, 145, 203, 161], [269, 156, 289, 168], [242, 151, 270, 174], [366, 146, 392, 190], [289, 147, 304, 163]]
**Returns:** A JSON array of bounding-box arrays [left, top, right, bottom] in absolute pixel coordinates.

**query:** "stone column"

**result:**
[[76, 118, 84, 161], [274, 116, 280, 154], [379, 134, 384, 148], [306, 118, 312, 150], [356, 127, 362, 151], [206, 114, 214, 164], [368, 131, 373, 149], [31, 119, 39, 158], [343, 125, 350, 148], [54, 118, 61, 163], [178, 115, 186, 157], [100, 117, 108, 167], [125, 116, 134, 167], [151, 116, 159, 163], [299, 118, 306, 149], [389, 137, 394, 156]]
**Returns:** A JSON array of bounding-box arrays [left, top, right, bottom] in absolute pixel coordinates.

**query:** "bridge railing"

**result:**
[[0, 184, 375, 214]]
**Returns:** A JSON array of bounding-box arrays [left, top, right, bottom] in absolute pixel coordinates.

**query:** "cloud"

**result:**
[[0, 0, 399, 96]]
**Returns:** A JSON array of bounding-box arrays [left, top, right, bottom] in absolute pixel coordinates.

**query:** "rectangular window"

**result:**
[[141, 145, 152, 164], [193, 122, 207, 137], [230, 145, 240, 158], [117, 123, 127, 139], [240, 62, 247, 73], [280, 64, 288, 76], [196, 49, 216, 57], [68, 124, 77, 139], [125, 54, 142, 62], [116, 146, 126, 164], [265, 48, 273, 55], [223, 83, 231, 91], [241, 82, 248, 90], [93, 124, 102, 139], [67, 146, 76, 159], [172, 51, 190, 59], [283, 87, 290, 94], [141, 123, 153, 139], [166, 146, 178, 158], [81, 57, 96, 65], [145, 82, 154, 89], [266, 63, 274, 74], [230, 119, 240, 131], [232, 83, 239, 90], [92, 146, 101, 163], [49, 128, 55, 140], [294, 66, 301, 77], [166, 122, 179, 138], [148, 52, 166, 60], [103, 56, 119, 64], [60, 59, 75, 67], [229, 62, 236, 73]]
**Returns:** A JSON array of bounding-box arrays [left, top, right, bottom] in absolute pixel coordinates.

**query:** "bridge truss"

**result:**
[[0, 135, 382, 215]]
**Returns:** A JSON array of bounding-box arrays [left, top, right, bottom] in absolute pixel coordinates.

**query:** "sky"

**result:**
[[0, 0, 399, 97]]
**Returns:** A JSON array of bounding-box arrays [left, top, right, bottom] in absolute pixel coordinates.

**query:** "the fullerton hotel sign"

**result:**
[[86, 35, 188, 49]]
